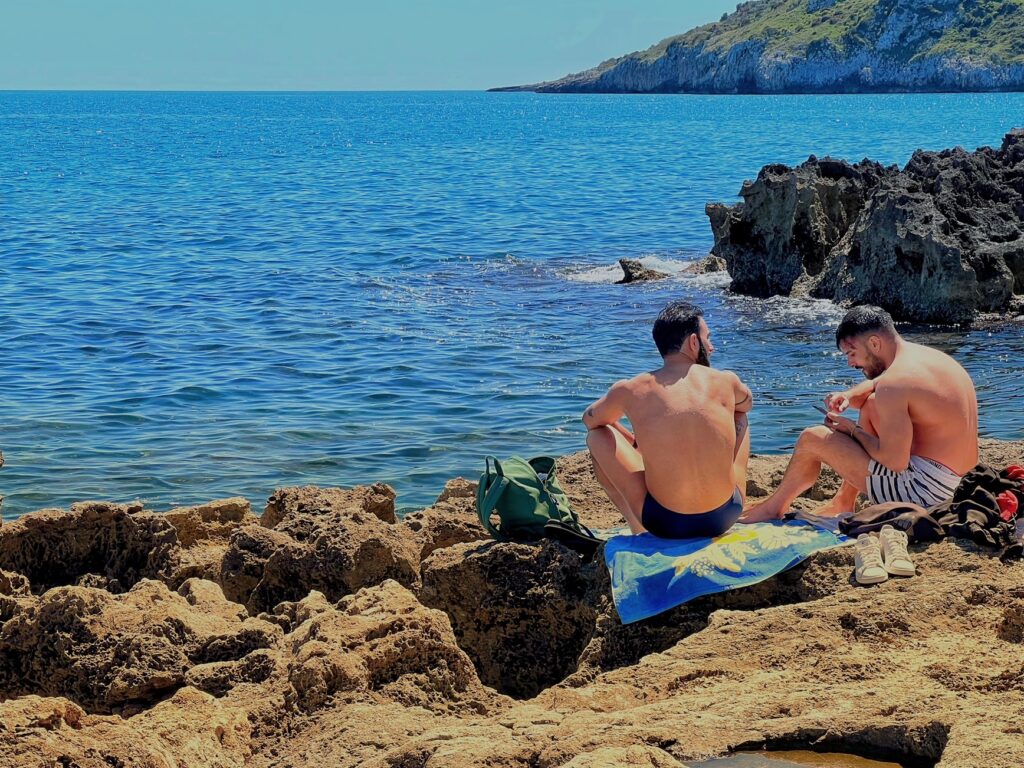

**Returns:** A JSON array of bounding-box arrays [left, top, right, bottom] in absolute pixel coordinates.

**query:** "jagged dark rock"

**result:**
[[616, 258, 669, 284], [706, 131, 1024, 324]]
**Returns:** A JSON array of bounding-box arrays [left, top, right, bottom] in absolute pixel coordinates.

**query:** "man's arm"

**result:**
[[826, 378, 876, 412], [829, 383, 912, 473], [582, 381, 629, 431], [730, 372, 753, 414]]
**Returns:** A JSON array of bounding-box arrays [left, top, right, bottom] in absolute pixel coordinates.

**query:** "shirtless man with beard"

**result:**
[[583, 301, 753, 538], [742, 305, 978, 522]]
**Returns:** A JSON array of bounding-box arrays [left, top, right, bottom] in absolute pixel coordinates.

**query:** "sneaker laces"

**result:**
[[882, 530, 910, 561], [856, 538, 883, 569]]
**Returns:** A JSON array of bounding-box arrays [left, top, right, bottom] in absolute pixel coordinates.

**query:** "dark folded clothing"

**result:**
[[928, 463, 1024, 553], [839, 501, 945, 543]]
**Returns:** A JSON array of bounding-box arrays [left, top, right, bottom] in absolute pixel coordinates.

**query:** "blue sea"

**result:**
[[2, 91, 1023, 517]]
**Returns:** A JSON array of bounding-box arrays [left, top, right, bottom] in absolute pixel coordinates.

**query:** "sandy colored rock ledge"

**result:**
[[0, 439, 1021, 767]]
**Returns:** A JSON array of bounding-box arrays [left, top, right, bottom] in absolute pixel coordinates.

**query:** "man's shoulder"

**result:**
[[610, 373, 648, 395]]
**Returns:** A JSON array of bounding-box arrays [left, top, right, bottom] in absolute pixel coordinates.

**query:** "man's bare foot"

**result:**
[[815, 496, 855, 518], [739, 499, 787, 524]]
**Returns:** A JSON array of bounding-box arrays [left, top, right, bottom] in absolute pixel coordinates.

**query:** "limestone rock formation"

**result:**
[[707, 131, 1024, 323], [0, 439, 1022, 767], [499, 0, 1024, 95], [0, 690, 254, 768], [617, 258, 669, 284], [0, 501, 180, 593], [0, 578, 281, 713], [401, 478, 489, 560], [683, 255, 728, 275], [285, 580, 501, 714], [166, 497, 258, 587], [221, 485, 420, 614], [419, 539, 599, 698]]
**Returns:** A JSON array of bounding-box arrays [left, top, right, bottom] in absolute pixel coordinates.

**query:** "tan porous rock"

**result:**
[[1, 689, 252, 767], [402, 488, 488, 560], [166, 496, 257, 546], [0, 578, 281, 712], [419, 540, 600, 698], [222, 485, 419, 614], [0, 501, 180, 593], [262, 482, 398, 527], [285, 580, 502, 715]]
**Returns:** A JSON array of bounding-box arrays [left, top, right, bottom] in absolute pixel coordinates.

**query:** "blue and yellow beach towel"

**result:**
[[604, 520, 849, 624]]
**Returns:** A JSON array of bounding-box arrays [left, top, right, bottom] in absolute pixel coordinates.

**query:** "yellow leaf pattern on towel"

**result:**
[[669, 525, 821, 582]]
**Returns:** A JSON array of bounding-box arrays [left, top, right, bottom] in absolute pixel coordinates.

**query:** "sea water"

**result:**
[[1, 91, 1022, 516]]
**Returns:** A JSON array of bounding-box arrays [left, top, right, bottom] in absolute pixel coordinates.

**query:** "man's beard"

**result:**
[[861, 351, 885, 379], [697, 337, 711, 367]]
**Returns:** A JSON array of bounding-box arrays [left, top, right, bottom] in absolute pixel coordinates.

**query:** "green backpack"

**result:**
[[476, 455, 576, 541]]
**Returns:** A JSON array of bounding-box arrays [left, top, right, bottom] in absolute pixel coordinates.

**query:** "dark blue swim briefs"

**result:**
[[641, 487, 744, 539]]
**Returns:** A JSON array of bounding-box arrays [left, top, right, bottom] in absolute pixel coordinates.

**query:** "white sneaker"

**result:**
[[854, 534, 888, 585], [879, 524, 915, 577]]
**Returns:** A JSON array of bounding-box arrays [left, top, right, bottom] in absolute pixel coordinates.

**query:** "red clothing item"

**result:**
[[997, 491, 1019, 522]]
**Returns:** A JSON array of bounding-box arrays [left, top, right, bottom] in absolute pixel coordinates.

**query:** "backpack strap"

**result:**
[[477, 456, 509, 540]]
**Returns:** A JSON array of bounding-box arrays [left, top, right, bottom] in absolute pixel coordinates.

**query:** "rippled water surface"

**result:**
[[2, 91, 1022, 516]]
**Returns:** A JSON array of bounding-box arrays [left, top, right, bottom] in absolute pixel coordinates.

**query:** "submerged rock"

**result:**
[[616, 258, 669, 284], [707, 132, 1024, 324]]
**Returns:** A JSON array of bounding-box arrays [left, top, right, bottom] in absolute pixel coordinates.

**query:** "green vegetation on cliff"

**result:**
[[617, 0, 1024, 71]]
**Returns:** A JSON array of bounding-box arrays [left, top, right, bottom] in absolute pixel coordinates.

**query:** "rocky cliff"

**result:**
[[2, 441, 1023, 766], [498, 0, 1024, 94], [706, 129, 1024, 324]]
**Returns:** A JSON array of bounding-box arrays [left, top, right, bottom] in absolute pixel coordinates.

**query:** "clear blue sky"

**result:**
[[1, 1, 739, 90]]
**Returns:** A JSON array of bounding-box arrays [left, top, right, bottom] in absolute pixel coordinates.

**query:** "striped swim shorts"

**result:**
[[866, 455, 962, 508]]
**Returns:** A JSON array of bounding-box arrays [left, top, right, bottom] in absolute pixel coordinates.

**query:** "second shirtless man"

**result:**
[[742, 305, 978, 522], [583, 301, 753, 538]]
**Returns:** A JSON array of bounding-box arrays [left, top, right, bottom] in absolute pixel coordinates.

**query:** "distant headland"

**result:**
[[493, 0, 1024, 95]]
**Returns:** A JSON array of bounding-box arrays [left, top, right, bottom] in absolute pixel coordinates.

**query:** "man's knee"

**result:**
[[861, 393, 878, 416], [796, 425, 831, 452], [586, 425, 614, 453]]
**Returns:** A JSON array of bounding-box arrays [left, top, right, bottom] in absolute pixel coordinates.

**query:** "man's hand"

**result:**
[[824, 391, 852, 413], [822, 411, 856, 437], [825, 380, 874, 413]]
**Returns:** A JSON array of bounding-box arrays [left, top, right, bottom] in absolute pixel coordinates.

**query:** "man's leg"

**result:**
[[816, 394, 879, 516], [733, 412, 751, 505], [586, 426, 648, 533], [740, 425, 872, 523]]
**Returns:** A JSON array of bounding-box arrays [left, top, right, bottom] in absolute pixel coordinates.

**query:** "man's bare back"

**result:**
[[584, 304, 753, 537], [621, 365, 746, 513], [871, 341, 978, 474]]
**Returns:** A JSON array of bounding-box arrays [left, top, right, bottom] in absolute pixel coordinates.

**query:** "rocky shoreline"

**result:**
[[2, 439, 1023, 767], [499, 1, 1024, 95], [707, 130, 1024, 325]]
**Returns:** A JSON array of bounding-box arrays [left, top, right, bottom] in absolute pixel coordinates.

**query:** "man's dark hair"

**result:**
[[835, 305, 896, 348], [653, 301, 703, 357]]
